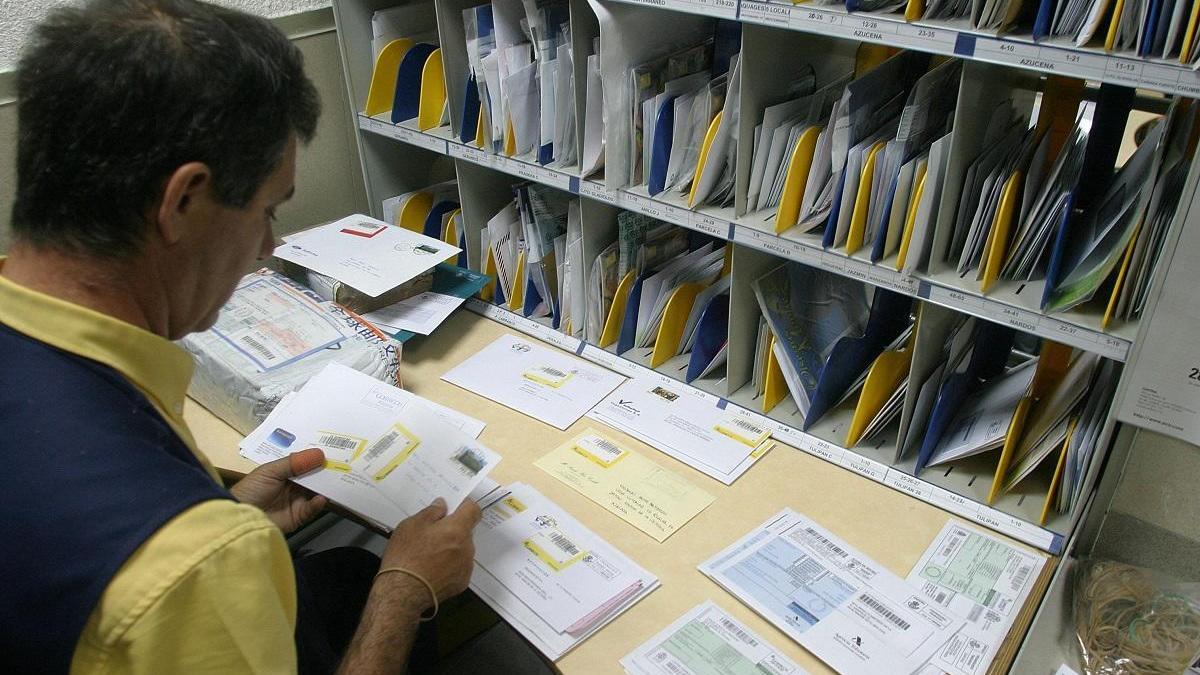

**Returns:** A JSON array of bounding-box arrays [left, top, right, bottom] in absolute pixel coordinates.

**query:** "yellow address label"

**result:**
[[522, 364, 574, 388]]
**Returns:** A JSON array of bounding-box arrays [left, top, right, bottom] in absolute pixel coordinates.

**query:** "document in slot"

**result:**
[[701, 509, 966, 675], [907, 522, 1045, 675], [470, 482, 660, 659], [535, 430, 715, 542], [441, 333, 626, 430], [587, 376, 774, 484], [274, 214, 459, 298], [621, 601, 810, 675], [239, 364, 496, 531]]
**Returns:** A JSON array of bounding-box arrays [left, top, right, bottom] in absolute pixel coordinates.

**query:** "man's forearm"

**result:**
[[336, 575, 430, 674]]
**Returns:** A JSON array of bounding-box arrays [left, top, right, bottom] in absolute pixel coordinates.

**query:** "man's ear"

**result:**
[[155, 162, 213, 246]]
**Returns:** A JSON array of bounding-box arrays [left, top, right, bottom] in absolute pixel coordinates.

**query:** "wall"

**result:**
[[0, 5, 366, 254], [0, 0, 331, 70]]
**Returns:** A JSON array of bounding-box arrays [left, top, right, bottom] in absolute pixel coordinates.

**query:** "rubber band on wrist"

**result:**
[[375, 566, 438, 621]]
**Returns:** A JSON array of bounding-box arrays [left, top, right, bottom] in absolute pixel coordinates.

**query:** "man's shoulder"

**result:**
[[76, 499, 294, 665]]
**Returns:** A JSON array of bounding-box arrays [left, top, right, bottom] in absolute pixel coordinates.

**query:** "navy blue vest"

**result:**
[[0, 322, 230, 673]]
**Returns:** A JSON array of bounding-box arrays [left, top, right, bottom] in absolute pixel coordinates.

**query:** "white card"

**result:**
[[441, 333, 625, 430]]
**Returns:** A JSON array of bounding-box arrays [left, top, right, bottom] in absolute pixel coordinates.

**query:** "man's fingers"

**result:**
[[418, 497, 448, 522], [447, 499, 483, 529], [288, 448, 326, 477]]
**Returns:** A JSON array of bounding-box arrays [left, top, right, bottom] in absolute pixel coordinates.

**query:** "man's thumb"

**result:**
[[287, 448, 326, 477], [419, 497, 448, 521]]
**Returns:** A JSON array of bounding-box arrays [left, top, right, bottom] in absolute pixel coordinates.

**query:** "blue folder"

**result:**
[[391, 43, 438, 124], [423, 200, 460, 240], [686, 294, 729, 382], [648, 96, 678, 196], [387, 264, 492, 342], [617, 274, 650, 355], [803, 289, 912, 430], [914, 322, 1016, 474]]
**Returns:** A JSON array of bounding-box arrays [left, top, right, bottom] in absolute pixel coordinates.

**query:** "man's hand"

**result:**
[[231, 448, 328, 534], [377, 497, 483, 604], [336, 498, 483, 674]]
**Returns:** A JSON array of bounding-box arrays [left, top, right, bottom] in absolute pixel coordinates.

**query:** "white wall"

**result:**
[[0, 0, 331, 71]]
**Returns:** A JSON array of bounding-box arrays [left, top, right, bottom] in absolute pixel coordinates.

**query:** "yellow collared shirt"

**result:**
[[0, 264, 298, 674]]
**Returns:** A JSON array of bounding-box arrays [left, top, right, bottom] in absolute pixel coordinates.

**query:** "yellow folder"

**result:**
[[722, 246, 733, 277], [855, 44, 894, 76], [481, 245, 499, 302], [650, 283, 705, 367], [1183, 0, 1200, 62], [895, 164, 927, 271], [845, 141, 886, 255], [396, 191, 433, 232], [442, 208, 460, 246], [504, 116, 517, 157], [1104, 0, 1129, 50], [600, 271, 637, 348], [987, 341, 1073, 503], [688, 111, 724, 207], [775, 126, 822, 234], [763, 334, 788, 413], [979, 171, 1023, 293], [365, 39, 415, 117], [508, 249, 527, 312], [1039, 417, 1078, 524], [417, 48, 446, 131], [443, 209, 461, 264], [904, 0, 926, 21], [474, 106, 488, 148], [845, 340, 914, 447], [1101, 218, 1143, 328]]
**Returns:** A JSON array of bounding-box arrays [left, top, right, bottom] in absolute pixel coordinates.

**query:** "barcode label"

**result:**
[[240, 334, 277, 361], [664, 661, 687, 675], [362, 430, 399, 464], [859, 593, 911, 631], [592, 437, 621, 454], [1013, 564, 1032, 589], [718, 617, 758, 647], [539, 366, 568, 378], [968, 604, 984, 622], [804, 527, 849, 558], [730, 418, 765, 434], [319, 434, 358, 450], [548, 531, 580, 557]]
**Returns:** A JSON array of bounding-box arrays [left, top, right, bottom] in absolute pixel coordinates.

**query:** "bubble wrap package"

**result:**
[[181, 269, 402, 434]]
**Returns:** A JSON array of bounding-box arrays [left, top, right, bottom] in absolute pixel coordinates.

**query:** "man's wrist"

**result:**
[[371, 569, 433, 617]]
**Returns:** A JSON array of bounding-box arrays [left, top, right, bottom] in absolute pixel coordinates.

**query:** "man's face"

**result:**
[[171, 137, 297, 339]]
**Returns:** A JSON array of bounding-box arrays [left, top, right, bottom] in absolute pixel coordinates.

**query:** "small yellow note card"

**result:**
[[535, 430, 715, 542]]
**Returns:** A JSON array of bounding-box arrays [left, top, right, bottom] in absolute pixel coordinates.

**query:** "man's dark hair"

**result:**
[[10, 0, 321, 257]]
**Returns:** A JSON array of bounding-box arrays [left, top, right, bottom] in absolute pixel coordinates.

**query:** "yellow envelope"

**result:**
[[845, 141, 887, 255], [988, 341, 1073, 503], [650, 283, 705, 367], [845, 334, 915, 447], [417, 48, 446, 131], [895, 164, 928, 271], [1105, 0, 1129, 50], [1183, 0, 1200, 62], [776, 126, 822, 234], [480, 245, 499, 302], [396, 191, 433, 232], [600, 270, 637, 348], [508, 249, 527, 311], [980, 170, 1022, 293], [535, 430, 715, 542], [763, 334, 788, 413], [1039, 417, 1078, 525], [1101, 218, 1143, 328], [688, 111, 724, 207], [365, 38, 415, 117], [442, 209, 461, 264]]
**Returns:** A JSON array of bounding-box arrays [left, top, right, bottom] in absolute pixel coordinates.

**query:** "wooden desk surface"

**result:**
[[186, 310, 1051, 675]]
